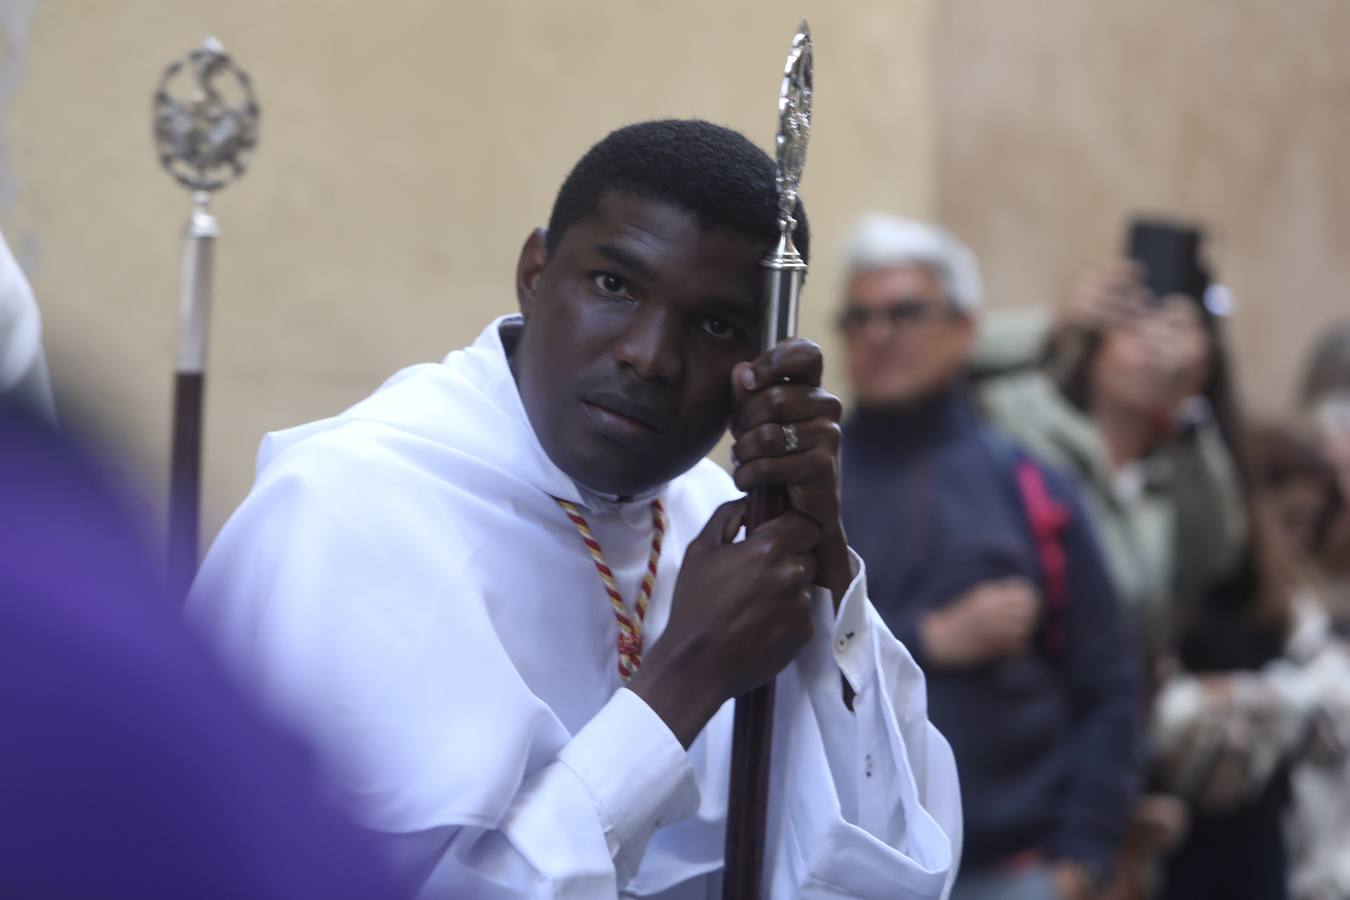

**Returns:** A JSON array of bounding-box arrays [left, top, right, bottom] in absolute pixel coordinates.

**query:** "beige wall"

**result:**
[[935, 0, 1350, 413], [18, 2, 1344, 554], [4, 1, 936, 546]]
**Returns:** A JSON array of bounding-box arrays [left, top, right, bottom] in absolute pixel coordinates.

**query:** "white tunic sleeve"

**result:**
[[752, 548, 961, 899], [391, 688, 702, 898]]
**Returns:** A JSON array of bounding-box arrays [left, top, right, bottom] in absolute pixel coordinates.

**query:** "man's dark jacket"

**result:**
[[842, 386, 1140, 876]]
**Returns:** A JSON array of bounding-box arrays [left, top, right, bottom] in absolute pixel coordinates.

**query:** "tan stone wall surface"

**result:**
[[3, 1, 935, 546], [935, 0, 1350, 414], [20, 1, 1341, 555]]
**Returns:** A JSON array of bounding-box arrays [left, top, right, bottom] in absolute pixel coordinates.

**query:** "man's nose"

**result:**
[[613, 306, 683, 383], [861, 314, 897, 344]]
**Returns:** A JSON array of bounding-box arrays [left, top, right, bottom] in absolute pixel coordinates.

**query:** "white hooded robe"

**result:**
[[188, 316, 961, 899]]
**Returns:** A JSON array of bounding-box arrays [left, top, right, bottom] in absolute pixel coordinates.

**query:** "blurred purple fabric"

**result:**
[[0, 406, 399, 898]]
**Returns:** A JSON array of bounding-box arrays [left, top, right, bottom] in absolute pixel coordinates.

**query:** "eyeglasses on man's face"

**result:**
[[837, 298, 959, 335]]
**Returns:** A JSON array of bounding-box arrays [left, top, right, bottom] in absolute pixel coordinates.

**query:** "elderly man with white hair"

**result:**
[[838, 214, 1140, 900]]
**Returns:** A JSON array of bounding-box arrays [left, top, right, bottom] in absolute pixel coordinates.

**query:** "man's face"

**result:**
[[513, 192, 764, 497], [839, 263, 973, 409]]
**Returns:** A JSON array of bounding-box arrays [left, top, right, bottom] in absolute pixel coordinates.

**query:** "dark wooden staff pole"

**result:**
[[722, 485, 790, 898]]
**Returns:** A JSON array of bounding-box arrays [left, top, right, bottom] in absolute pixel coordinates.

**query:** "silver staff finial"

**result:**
[[757, 19, 813, 350], [153, 36, 260, 194], [773, 20, 812, 232]]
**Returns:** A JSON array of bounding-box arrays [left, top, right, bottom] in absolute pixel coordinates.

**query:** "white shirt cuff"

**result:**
[[802, 547, 874, 696], [556, 686, 700, 885]]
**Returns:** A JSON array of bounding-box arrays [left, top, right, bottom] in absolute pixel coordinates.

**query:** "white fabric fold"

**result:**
[[557, 688, 701, 885], [0, 230, 55, 421]]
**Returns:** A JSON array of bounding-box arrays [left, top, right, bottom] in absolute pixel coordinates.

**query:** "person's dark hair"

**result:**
[[1247, 419, 1337, 488], [1247, 419, 1344, 554], [1299, 319, 1350, 408], [545, 119, 809, 264]]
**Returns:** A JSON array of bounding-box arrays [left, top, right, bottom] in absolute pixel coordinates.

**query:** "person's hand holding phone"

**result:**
[[1055, 260, 1151, 338]]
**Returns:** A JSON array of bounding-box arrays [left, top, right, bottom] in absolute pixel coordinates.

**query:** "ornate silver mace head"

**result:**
[[760, 21, 813, 352], [773, 20, 812, 235], [153, 36, 260, 194]]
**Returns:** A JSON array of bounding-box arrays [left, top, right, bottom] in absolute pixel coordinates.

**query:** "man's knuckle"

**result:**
[[804, 447, 833, 475], [820, 393, 843, 420], [751, 540, 779, 567]]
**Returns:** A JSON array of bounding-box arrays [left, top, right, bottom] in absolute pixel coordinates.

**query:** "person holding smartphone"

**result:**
[[975, 220, 1315, 900]]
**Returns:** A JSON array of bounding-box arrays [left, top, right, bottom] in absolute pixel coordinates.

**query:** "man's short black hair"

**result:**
[[546, 119, 809, 264]]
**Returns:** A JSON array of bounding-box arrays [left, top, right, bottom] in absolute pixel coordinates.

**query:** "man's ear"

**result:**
[[516, 228, 549, 318]]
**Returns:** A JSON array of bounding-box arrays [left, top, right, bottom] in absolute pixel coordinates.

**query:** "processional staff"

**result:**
[[152, 37, 259, 596], [723, 20, 814, 899]]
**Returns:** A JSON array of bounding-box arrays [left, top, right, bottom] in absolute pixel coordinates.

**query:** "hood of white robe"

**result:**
[[257, 315, 596, 507]]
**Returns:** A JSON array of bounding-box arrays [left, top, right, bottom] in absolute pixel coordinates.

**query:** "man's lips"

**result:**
[[581, 394, 667, 439]]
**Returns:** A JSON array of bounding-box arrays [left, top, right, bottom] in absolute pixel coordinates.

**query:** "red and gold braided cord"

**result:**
[[555, 497, 666, 681]]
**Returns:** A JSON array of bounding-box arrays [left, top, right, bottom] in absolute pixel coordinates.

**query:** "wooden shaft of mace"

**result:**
[[168, 371, 204, 599], [722, 482, 791, 898]]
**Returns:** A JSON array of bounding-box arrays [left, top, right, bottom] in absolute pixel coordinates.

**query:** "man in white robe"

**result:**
[[189, 120, 961, 898]]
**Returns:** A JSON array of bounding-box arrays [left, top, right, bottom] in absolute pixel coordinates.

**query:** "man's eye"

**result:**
[[592, 273, 633, 299], [700, 318, 738, 341]]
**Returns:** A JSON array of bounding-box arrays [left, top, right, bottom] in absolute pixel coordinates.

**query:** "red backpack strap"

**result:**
[[1014, 459, 1071, 656]]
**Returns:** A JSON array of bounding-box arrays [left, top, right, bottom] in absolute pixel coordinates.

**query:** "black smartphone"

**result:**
[[1125, 218, 1209, 305]]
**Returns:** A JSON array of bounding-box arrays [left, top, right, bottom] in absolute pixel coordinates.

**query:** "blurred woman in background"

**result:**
[[978, 223, 1247, 670], [1242, 421, 1350, 900], [974, 220, 1328, 900]]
